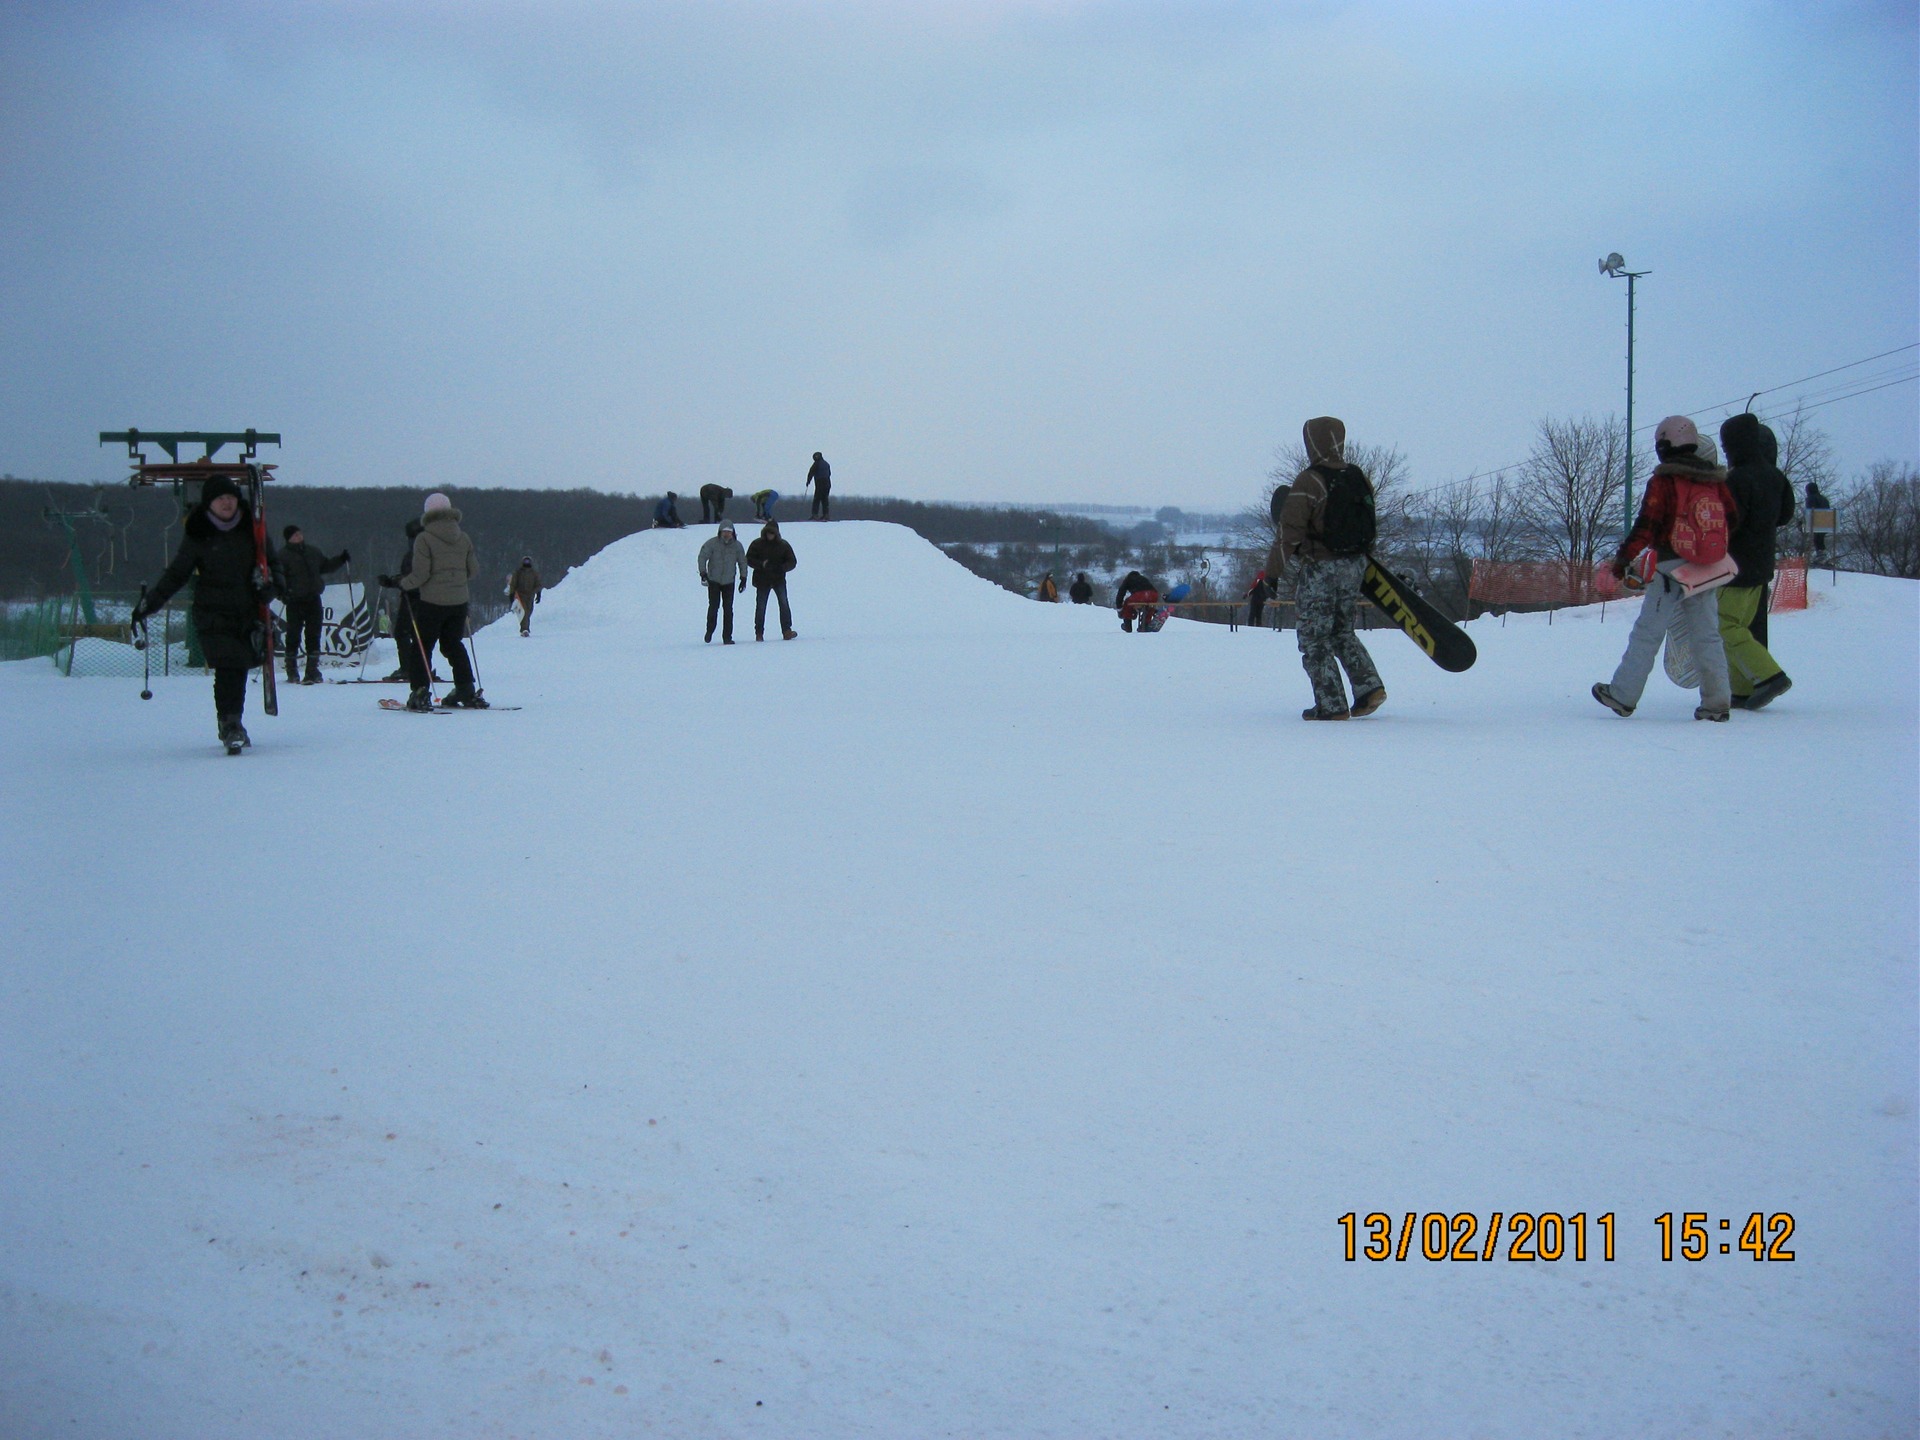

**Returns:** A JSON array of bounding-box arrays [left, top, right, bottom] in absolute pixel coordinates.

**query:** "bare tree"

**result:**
[[1238, 439, 1413, 560], [1839, 461, 1920, 577], [1773, 402, 1838, 502], [1518, 415, 1625, 573]]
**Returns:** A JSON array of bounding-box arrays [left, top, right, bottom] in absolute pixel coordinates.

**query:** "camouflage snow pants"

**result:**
[[1293, 555, 1381, 714]]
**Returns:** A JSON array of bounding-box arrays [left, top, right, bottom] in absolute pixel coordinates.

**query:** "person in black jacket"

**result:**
[[381, 518, 431, 683], [805, 453, 831, 519], [1068, 572, 1093, 604], [279, 525, 349, 684], [130, 475, 283, 750], [1114, 570, 1159, 632], [1717, 413, 1795, 710], [746, 520, 798, 639]]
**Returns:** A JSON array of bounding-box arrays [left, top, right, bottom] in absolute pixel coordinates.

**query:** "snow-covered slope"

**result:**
[[1, 524, 1914, 1439]]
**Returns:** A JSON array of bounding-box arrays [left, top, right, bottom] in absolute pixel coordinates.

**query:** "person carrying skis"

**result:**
[[1114, 570, 1160, 632], [1263, 416, 1385, 720], [1593, 415, 1735, 722], [697, 522, 749, 644], [278, 525, 349, 685], [750, 488, 779, 521], [806, 452, 831, 519], [746, 519, 798, 640], [1716, 413, 1794, 709], [389, 492, 486, 709], [653, 492, 685, 529], [508, 556, 542, 637], [129, 474, 284, 752], [1068, 572, 1093, 605]]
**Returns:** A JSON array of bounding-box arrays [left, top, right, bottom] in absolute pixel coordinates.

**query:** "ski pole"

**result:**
[[133, 585, 152, 700], [347, 561, 374, 682], [464, 611, 483, 693], [400, 589, 438, 703]]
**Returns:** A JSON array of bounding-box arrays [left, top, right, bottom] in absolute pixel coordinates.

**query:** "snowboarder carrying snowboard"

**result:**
[[1593, 415, 1735, 722], [130, 475, 285, 752], [1264, 416, 1386, 720], [508, 557, 542, 637]]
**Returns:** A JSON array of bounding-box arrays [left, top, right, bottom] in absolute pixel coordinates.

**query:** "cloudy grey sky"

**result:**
[[3, 1, 1914, 507]]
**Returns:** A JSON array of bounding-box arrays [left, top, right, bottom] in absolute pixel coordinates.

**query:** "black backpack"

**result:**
[[1315, 464, 1376, 556]]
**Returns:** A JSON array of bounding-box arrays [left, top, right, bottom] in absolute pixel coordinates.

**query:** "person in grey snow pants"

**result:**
[[1604, 572, 1730, 714], [1293, 555, 1382, 716]]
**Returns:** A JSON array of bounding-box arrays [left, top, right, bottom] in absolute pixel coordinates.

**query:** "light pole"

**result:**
[[1599, 252, 1650, 534]]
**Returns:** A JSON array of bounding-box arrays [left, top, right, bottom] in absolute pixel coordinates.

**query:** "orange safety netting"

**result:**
[[1468, 556, 1811, 611]]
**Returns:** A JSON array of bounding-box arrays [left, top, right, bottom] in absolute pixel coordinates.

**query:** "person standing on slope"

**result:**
[[806, 453, 831, 520], [1804, 480, 1831, 557], [747, 519, 798, 640], [278, 525, 349, 685], [1264, 416, 1385, 720], [129, 474, 284, 752], [1036, 571, 1059, 602], [1068, 572, 1093, 605], [509, 556, 542, 637], [1717, 413, 1795, 709], [697, 522, 749, 644], [393, 492, 487, 709], [1593, 415, 1735, 722]]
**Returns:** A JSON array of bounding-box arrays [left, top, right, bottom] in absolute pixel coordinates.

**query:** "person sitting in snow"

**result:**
[[653, 492, 685, 529]]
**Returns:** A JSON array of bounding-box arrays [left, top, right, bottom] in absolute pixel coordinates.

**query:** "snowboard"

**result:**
[[1663, 630, 1699, 688], [1360, 560, 1477, 672], [1141, 581, 1191, 632]]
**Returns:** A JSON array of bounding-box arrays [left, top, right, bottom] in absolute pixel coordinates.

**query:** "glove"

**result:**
[[737, 580, 746, 594], [129, 603, 151, 627], [251, 572, 280, 601], [377, 575, 398, 589], [339, 549, 351, 563], [1608, 556, 1627, 580]]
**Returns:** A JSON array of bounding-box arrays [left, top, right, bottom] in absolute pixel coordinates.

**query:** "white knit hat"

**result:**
[[423, 491, 452, 515]]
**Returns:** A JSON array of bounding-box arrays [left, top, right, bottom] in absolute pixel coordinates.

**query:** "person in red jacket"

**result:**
[[1592, 416, 1735, 721]]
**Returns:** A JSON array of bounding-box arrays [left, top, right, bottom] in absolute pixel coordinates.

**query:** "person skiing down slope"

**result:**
[[130, 474, 285, 753], [1593, 415, 1734, 722], [697, 522, 749, 643], [1264, 416, 1385, 720]]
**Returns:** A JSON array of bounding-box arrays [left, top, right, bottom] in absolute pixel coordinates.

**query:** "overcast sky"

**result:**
[[3, 1, 1914, 508]]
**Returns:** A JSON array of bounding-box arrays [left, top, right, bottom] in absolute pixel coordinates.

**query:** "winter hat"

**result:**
[[1653, 415, 1699, 455], [283, 524, 302, 541], [405, 518, 424, 539], [1693, 433, 1720, 465], [718, 522, 735, 536], [199, 475, 243, 508], [423, 491, 453, 516]]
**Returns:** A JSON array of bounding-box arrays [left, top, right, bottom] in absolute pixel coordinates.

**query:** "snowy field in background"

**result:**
[[1, 522, 1914, 1440]]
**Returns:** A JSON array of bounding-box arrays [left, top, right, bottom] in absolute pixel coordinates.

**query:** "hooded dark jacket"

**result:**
[[144, 481, 283, 669], [746, 530, 797, 589], [1720, 414, 1796, 586], [1268, 416, 1367, 573], [281, 540, 348, 601]]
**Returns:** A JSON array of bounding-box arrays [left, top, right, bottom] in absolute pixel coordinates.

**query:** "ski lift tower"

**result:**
[[99, 429, 283, 713]]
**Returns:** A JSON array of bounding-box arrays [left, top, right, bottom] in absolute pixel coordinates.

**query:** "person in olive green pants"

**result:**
[[1717, 413, 1795, 711]]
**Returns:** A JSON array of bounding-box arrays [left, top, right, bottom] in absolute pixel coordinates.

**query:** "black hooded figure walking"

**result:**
[[279, 524, 349, 684], [130, 475, 284, 751], [806, 452, 831, 520]]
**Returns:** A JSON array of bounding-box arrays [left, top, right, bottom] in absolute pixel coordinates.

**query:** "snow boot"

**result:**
[[1591, 682, 1634, 717], [1745, 673, 1792, 711], [218, 715, 249, 753], [303, 667, 322, 685], [1350, 686, 1387, 718], [1694, 703, 1730, 722], [406, 686, 435, 712], [446, 688, 490, 709], [1302, 705, 1350, 721], [782, 629, 798, 641]]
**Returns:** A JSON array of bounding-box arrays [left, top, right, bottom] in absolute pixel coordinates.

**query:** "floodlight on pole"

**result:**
[[1599, 253, 1650, 533]]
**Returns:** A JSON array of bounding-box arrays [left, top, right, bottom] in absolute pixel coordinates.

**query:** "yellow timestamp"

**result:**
[[1338, 1211, 1614, 1262], [1654, 1211, 1795, 1262]]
